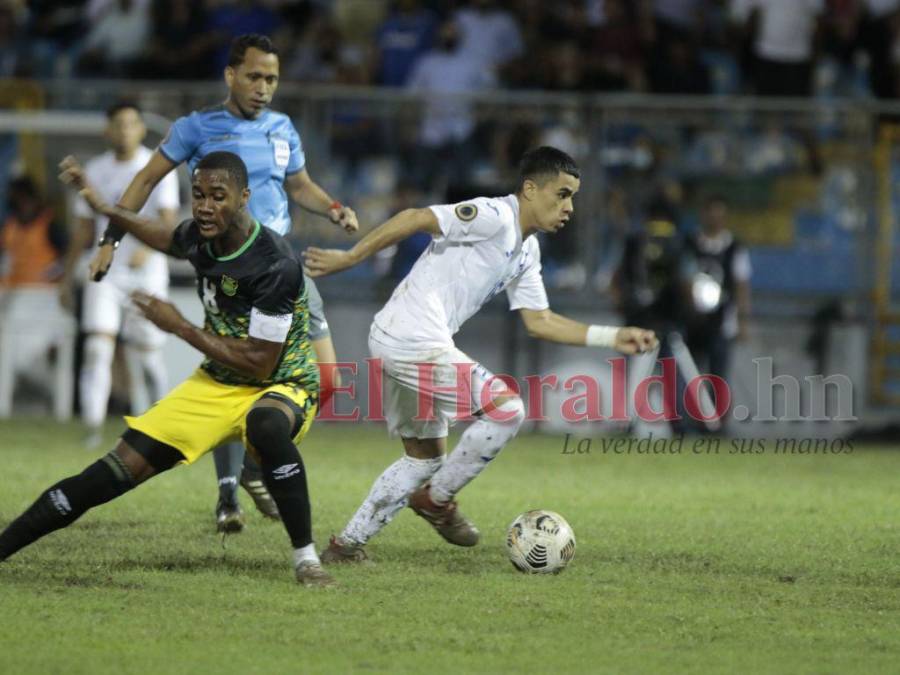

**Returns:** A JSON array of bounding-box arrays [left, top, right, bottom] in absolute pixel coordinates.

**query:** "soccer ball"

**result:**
[[506, 510, 576, 574]]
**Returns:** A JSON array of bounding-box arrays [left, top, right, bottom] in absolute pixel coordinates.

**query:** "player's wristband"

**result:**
[[99, 223, 124, 248], [585, 325, 619, 348], [99, 232, 121, 249]]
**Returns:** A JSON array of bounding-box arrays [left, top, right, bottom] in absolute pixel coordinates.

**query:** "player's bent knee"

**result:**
[[484, 396, 526, 429], [245, 406, 294, 461], [83, 334, 116, 367], [402, 436, 445, 459], [119, 430, 185, 482], [253, 394, 301, 431], [109, 443, 155, 484]]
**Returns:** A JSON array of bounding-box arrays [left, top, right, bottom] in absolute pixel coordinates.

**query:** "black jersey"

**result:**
[[169, 219, 319, 391], [619, 229, 693, 329]]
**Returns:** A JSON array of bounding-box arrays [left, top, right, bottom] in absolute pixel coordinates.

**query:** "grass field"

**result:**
[[0, 419, 898, 674]]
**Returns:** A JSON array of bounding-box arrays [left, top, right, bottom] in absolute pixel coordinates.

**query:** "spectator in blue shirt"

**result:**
[[206, 0, 281, 74], [373, 0, 439, 86]]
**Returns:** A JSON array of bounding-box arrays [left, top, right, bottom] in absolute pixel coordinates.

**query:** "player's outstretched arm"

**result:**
[[131, 292, 282, 380], [286, 169, 359, 233], [59, 156, 176, 255], [86, 151, 177, 281], [519, 308, 658, 354], [303, 207, 441, 277], [119, 150, 177, 213]]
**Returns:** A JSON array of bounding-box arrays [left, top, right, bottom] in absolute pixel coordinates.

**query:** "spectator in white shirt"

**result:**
[[405, 19, 495, 191], [731, 0, 825, 96], [453, 0, 523, 74], [78, 0, 151, 76]]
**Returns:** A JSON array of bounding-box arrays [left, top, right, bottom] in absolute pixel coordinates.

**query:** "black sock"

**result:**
[[246, 407, 312, 549], [0, 453, 135, 561], [242, 452, 263, 482], [212, 441, 244, 506]]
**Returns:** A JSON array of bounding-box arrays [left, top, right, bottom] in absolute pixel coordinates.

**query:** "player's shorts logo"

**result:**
[[221, 275, 239, 296], [455, 204, 478, 221]]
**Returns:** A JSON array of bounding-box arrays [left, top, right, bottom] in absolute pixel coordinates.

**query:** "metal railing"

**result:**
[[5, 79, 900, 315]]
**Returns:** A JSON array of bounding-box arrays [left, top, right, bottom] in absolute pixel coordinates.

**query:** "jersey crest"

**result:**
[[221, 274, 239, 296], [455, 204, 478, 221]]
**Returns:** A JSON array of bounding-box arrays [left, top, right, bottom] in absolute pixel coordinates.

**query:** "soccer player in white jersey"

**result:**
[[60, 101, 180, 448], [303, 146, 658, 561]]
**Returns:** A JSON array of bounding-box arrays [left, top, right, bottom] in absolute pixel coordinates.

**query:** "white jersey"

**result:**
[[74, 145, 180, 283], [372, 194, 549, 351]]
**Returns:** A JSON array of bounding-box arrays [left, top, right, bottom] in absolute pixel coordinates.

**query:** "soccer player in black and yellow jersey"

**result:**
[[0, 151, 333, 587]]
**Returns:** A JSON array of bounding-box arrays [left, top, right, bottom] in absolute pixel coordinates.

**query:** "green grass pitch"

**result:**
[[0, 420, 898, 674]]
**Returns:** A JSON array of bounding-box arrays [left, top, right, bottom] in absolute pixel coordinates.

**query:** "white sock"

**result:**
[[293, 543, 320, 567], [79, 335, 115, 429], [430, 398, 525, 504], [341, 455, 443, 545], [125, 346, 168, 414]]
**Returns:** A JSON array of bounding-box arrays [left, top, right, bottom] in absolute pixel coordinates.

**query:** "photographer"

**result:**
[[612, 203, 694, 343], [612, 202, 697, 432], [685, 195, 752, 382]]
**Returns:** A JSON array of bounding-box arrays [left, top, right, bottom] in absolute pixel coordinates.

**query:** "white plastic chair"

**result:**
[[0, 285, 76, 420]]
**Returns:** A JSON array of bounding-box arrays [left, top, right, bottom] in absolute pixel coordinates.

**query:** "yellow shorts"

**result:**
[[125, 369, 318, 464]]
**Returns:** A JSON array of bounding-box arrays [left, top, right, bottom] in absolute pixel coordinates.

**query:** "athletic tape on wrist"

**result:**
[[585, 325, 619, 348]]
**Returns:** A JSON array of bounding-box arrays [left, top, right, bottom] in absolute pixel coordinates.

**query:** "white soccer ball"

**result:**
[[506, 510, 576, 574]]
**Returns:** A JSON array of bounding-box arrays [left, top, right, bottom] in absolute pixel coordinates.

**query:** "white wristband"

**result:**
[[585, 325, 619, 348]]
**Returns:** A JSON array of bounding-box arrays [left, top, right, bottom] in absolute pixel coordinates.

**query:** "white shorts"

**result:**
[[82, 273, 168, 349], [368, 326, 513, 439]]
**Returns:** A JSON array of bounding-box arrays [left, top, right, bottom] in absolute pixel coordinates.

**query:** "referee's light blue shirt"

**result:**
[[159, 104, 304, 236]]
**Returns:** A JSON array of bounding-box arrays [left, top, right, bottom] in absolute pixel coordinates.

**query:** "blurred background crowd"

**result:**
[[5, 0, 898, 299], [1, 0, 900, 99]]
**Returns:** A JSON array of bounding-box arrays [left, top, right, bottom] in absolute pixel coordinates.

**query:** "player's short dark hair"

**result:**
[[195, 151, 249, 190], [227, 34, 278, 68], [516, 146, 580, 192], [106, 100, 141, 119]]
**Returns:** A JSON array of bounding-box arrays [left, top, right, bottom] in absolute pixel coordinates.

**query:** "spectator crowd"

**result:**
[[0, 0, 899, 99]]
